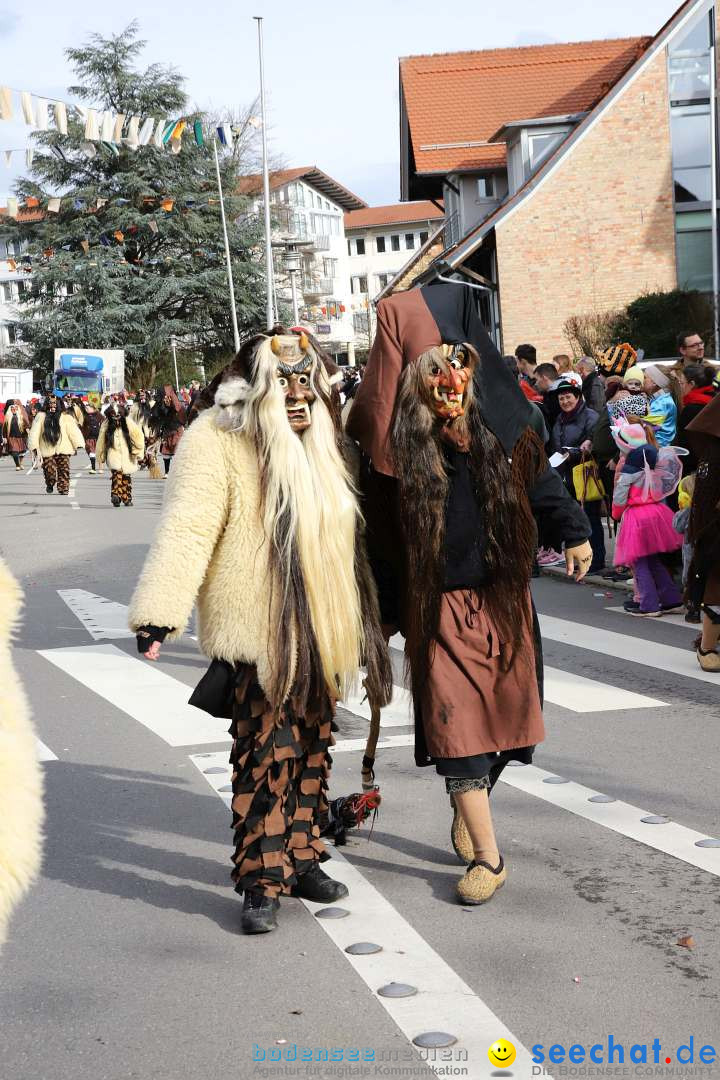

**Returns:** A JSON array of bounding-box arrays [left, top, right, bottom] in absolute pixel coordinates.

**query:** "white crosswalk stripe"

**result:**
[[36, 739, 58, 762], [38, 643, 229, 747], [539, 613, 716, 685], [58, 589, 134, 640]]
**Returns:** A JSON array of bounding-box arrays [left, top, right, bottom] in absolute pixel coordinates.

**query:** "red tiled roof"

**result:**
[[0, 206, 44, 222], [344, 200, 443, 229], [236, 166, 366, 210], [401, 36, 651, 175]]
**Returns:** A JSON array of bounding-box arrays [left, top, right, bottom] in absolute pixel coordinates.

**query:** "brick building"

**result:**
[[389, 0, 717, 360]]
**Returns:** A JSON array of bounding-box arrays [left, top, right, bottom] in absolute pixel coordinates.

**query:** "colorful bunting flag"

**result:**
[[54, 101, 67, 135], [0, 86, 12, 121], [20, 91, 34, 126], [47, 197, 61, 213]]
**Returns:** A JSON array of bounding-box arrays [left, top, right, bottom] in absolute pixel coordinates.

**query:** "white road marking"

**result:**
[[342, 684, 413, 728], [37, 644, 231, 747], [501, 763, 720, 877], [36, 739, 58, 761], [189, 754, 536, 1079], [543, 665, 665, 711], [334, 734, 415, 754], [58, 588, 134, 640], [605, 605, 697, 631], [539, 613, 718, 686]]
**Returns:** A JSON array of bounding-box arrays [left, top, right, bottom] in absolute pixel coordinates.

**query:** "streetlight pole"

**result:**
[[213, 138, 241, 354], [171, 337, 180, 394], [254, 15, 275, 330]]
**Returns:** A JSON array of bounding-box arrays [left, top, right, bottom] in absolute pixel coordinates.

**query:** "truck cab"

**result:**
[[53, 354, 105, 399]]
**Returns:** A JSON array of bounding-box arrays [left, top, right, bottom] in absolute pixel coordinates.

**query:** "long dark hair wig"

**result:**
[[42, 395, 62, 445], [104, 405, 134, 455], [390, 345, 542, 700]]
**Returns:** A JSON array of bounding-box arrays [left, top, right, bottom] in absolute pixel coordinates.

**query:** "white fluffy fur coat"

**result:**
[[128, 407, 294, 694], [27, 411, 85, 458], [96, 417, 145, 475], [0, 557, 44, 948]]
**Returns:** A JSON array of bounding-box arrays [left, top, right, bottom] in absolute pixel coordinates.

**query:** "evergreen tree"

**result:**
[[5, 23, 266, 386]]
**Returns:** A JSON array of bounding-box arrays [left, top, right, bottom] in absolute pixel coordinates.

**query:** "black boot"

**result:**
[[240, 889, 279, 934], [111, 495, 121, 507], [291, 862, 349, 902]]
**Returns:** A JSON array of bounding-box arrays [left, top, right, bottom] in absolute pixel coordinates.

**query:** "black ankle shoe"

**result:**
[[240, 889, 279, 934], [291, 863, 349, 903], [111, 496, 121, 507]]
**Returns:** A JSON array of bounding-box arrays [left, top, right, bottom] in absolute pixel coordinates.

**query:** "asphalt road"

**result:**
[[1, 458, 718, 1080]]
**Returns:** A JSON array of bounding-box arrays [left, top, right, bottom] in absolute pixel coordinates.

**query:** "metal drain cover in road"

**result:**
[[588, 794, 617, 803], [378, 982, 417, 998], [695, 838, 720, 848], [413, 1032, 457, 1048], [203, 767, 226, 774], [641, 815, 670, 824], [345, 942, 382, 955], [218, 784, 232, 792], [315, 907, 350, 919], [543, 776, 570, 784]]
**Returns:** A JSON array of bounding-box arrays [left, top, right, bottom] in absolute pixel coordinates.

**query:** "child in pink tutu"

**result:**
[[611, 422, 687, 617]]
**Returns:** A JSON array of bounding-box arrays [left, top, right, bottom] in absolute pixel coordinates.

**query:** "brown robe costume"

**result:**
[[347, 281, 590, 771]]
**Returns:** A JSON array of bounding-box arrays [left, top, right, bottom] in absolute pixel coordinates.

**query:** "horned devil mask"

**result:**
[[272, 332, 317, 434]]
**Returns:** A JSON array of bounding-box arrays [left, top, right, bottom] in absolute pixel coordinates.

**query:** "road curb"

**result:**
[[540, 565, 633, 592]]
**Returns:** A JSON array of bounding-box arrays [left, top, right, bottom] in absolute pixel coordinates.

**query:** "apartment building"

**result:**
[[237, 166, 366, 358], [343, 201, 444, 345], [389, 0, 717, 358], [0, 228, 30, 359]]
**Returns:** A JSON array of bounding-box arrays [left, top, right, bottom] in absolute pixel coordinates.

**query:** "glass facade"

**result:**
[[668, 4, 714, 291]]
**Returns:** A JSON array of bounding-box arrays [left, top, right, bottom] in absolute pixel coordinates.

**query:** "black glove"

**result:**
[[136, 624, 171, 654]]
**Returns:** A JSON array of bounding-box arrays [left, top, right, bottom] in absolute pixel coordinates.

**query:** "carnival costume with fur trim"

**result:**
[[347, 282, 590, 786], [27, 396, 84, 494], [96, 406, 145, 506], [2, 401, 29, 467], [129, 332, 391, 917]]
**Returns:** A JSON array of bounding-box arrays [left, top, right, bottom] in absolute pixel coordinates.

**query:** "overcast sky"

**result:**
[[0, 0, 682, 206]]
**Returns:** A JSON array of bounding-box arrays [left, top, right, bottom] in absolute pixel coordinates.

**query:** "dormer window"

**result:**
[[490, 113, 586, 194]]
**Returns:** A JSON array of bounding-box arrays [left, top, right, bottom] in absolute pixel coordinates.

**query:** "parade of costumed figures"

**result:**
[[27, 394, 85, 495], [149, 386, 186, 476], [80, 399, 103, 473], [347, 281, 592, 905], [2, 401, 30, 471], [128, 329, 392, 934], [95, 402, 146, 507]]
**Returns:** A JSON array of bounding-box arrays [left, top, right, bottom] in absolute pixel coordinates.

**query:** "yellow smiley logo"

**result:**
[[488, 1040, 516, 1068]]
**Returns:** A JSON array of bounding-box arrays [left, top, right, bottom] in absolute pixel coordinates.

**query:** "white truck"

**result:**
[[53, 349, 125, 400], [0, 367, 33, 401]]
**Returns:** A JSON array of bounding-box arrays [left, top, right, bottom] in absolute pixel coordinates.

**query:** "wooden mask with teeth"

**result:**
[[270, 332, 317, 434], [420, 342, 476, 421]]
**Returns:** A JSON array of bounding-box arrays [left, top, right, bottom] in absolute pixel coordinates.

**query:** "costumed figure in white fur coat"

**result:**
[[128, 328, 392, 935], [95, 402, 145, 507], [0, 556, 44, 949]]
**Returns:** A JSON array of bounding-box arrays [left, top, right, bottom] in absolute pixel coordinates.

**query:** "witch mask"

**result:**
[[271, 332, 317, 434], [420, 343, 475, 420]]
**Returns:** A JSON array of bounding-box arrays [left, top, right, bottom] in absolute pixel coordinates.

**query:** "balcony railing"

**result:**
[[302, 277, 334, 297]]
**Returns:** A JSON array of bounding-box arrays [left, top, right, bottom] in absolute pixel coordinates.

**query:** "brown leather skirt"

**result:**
[[420, 589, 544, 776]]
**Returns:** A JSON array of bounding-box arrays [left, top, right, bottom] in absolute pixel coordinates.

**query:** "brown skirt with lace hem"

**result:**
[[229, 665, 334, 899]]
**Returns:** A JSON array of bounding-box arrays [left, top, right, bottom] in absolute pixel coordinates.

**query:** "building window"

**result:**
[[1, 282, 14, 302], [676, 210, 713, 291], [390, 234, 400, 251], [405, 233, 415, 250], [477, 176, 495, 198], [528, 131, 563, 170], [669, 9, 712, 104], [351, 275, 368, 294], [376, 272, 395, 289], [671, 105, 712, 202], [323, 257, 337, 279], [419, 231, 428, 245], [355, 237, 366, 255], [376, 235, 386, 253]]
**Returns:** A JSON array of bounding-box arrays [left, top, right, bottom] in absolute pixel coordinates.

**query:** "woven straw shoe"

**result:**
[[450, 798, 474, 864], [456, 856, 507, 905]]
